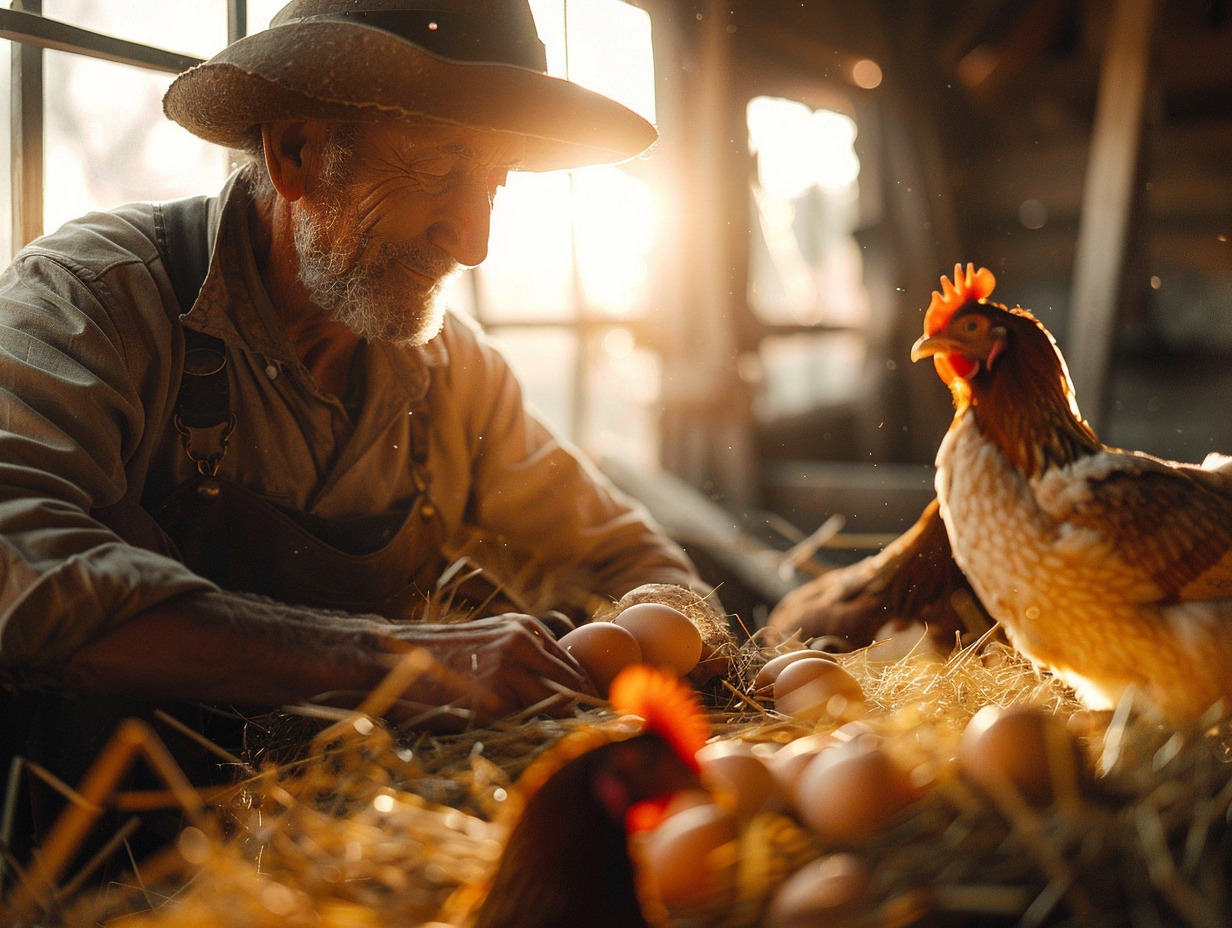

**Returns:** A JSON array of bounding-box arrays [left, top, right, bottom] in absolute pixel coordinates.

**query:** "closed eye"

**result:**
[[411, 158, 454, 178]]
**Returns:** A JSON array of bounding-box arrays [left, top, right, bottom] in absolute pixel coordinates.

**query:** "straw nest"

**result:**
[[20, 627, 1232, 928]]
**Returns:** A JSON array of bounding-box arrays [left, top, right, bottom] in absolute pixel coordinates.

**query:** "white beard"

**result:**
[[292, 197, 461, 346]]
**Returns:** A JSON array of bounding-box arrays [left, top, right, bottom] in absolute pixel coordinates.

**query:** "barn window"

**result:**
[[746, 94, 869, 420], [459, 0, 661, 467]]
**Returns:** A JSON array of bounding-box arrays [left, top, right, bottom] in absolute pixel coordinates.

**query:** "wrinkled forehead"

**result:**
[[350, 118, 527, 171]]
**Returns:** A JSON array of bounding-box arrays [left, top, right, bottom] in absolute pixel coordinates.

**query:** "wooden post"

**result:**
[[651, 0, 754, 504], [1065, 0, 1159, 429]]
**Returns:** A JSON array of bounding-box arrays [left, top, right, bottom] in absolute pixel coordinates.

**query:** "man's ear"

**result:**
[[261, 119, 331, 202]]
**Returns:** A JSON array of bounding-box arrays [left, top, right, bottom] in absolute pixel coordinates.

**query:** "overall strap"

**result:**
[[156, 194, 211, 316], [153, 195, 233, 474]]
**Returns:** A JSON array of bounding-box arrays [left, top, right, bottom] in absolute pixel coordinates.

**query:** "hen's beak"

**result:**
[[910, 332, 949, 362]]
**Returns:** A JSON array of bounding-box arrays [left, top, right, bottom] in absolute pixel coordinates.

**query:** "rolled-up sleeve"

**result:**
[[0, 224, 216, 676]]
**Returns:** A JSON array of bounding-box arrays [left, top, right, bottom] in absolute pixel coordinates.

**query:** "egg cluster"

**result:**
[[557, 602, 703, 695], [627, 648, 1088, 927]]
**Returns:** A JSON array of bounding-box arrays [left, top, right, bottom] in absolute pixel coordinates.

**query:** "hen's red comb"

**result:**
[[923, 263, 996, 335], [609, 665, 709, 772]]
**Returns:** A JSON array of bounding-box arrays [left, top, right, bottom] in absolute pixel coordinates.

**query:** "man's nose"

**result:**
[[426, 178, 492, 268]]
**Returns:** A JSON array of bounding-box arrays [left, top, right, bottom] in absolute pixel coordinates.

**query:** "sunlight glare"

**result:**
[[483, 173, 575, 321], [748, 97, 860, 200], [603, 326, 636, 360], [528, 0, 656, 123], [851, 58, 883, 90], [573, 168, 655, 315], [487, 2, 659, 324]]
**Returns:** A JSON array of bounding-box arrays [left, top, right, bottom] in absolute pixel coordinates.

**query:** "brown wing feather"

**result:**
[[1040, 451, 1232, 601]]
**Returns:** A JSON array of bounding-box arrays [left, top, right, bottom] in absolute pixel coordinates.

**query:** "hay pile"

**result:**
[[18, 637, 1232, 928]]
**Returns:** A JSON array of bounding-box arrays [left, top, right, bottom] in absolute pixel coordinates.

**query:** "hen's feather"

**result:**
[[608, 664, 708, 771], [916, 265, 1232, 719], [1034, 452, 1232, 601]]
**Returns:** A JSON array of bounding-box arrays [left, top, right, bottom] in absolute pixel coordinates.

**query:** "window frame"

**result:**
[[4, 0, 243, 252]]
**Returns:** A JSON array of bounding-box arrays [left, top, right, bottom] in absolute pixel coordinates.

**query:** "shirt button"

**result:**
[[265, 362, 279, 380]]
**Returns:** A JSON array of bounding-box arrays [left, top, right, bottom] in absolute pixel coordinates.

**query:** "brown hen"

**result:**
[[908, 264, 1232, 720]]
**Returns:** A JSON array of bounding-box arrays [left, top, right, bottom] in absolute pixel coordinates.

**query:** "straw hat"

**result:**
[[163, 0, 658, 172]]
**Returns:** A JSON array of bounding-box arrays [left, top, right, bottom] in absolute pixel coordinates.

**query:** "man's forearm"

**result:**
[[57, 590, 599, 729], [60, 589, 392, 708]]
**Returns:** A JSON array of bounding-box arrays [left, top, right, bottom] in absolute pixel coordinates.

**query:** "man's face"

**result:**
[[293, 120, 522, 345]]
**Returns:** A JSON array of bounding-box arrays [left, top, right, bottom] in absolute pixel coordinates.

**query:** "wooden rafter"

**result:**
[[1065, 0, 1159, 428]]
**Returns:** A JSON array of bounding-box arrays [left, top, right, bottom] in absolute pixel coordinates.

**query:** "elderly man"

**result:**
[[0, 0, 730, 808]]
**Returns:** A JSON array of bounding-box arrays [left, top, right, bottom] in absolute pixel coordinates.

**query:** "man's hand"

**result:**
[[378, 614, 597, 729]]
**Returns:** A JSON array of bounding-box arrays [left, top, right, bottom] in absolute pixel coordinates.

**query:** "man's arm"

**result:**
[[436, 318, 729, 633], [60, 589, 596, 730]]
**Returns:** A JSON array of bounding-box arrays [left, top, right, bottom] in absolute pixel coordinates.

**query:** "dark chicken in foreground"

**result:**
[[468, 666, 710, 928]]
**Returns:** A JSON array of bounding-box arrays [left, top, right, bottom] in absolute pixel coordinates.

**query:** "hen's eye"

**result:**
[[964, 319, 981, 333]]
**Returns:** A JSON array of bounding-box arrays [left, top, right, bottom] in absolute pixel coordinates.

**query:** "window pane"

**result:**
[[479, 167, 655, 326], [573, 167, 655, 319], [43, 0, 228, 60], [584, 327, 660, 467], [485, 325, 660, 465], [477, 172, 576, 324], [247, 0, 284, 34], [756, 332, 866, 418], [529, 0, 656, 123], [43, 50, 232, 234], [486, 327, 577, 437], [747, 96, 868, 328]]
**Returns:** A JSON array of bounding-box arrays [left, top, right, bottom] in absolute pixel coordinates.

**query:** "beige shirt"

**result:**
[[0, 169, 698, 676]]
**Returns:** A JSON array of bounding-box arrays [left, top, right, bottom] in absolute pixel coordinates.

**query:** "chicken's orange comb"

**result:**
[[923, 263, 996, 335], [609, 665, 709, 772]]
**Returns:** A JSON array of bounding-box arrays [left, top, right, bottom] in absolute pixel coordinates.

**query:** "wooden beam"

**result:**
[[969, 122, 1232, 224], [650, 0, 760, 505], [10, 0, 43, 251], [959, 0, 1069, 102], [0, 8, 202, 74], [1064, 0, 1158, 429]]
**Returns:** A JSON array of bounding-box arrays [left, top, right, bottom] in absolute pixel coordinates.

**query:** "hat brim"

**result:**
[[163, 20, 658, 172]]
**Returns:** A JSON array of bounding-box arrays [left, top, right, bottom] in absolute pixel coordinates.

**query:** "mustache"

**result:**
[[378, 242, 458, 283]]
